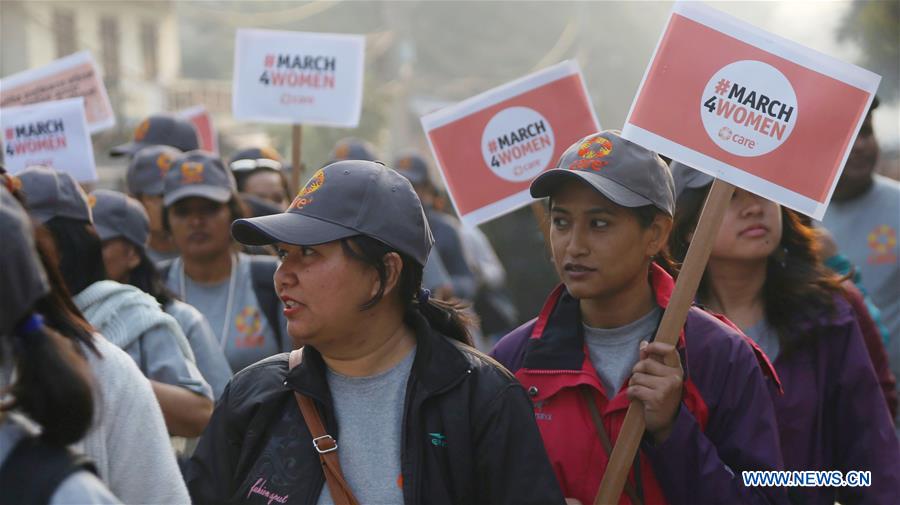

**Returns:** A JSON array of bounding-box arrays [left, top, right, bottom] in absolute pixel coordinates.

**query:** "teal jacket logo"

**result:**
[[429, 432, 447, 448]]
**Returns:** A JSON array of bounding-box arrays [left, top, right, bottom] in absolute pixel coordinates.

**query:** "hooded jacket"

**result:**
[[490, 264, 787, 505], [762, 292, 900, 505], [186, 311, 565, 504]]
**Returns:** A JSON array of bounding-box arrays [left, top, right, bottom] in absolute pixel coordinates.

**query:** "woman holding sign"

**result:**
[[186, 160, 564, 504], [669, 162, 900, 505], [491, 131, 786, 505]]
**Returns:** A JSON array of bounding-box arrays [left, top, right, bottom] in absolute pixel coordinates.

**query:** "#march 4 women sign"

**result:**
[[623, 1, 880, 220]]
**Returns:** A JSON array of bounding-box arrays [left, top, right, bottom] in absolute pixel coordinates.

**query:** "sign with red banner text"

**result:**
[[421, 61, 600, 226], [232, 29, 365, 127], [2, 97, 97, 182], [179, 105, 219, 154], [622, 1, 880, 220], [0, 51, 115, 134]]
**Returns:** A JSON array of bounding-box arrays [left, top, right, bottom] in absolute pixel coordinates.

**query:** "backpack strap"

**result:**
[[249, 256, 286, 351], [288, 349, 360, 505], [0, 435, 97, 505]]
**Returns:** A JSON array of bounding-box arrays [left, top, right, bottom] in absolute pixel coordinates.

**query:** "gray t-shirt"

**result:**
[[742, 318, 781, 363], [165, 299, 233, 399], [584, 307, 662, 397], [166, 253, 288, 373], [316, 348, 416, 505], [821, 175, 900, 429]]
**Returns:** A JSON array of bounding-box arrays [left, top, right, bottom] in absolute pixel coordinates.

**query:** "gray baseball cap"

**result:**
[[232, 160, 434, 266], [1, 185, 50, 336], [90, 189, 150, 247], [393, 150, 434, 187], [162, 150, 237, 207], [17, 165, 92, 224], [530, 130, 675, 216], [111, 114, 200, 157], [126, 145, 182, 196], [669, 161, 714, 200]]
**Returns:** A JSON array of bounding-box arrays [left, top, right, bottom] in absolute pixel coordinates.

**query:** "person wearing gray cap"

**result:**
[[158, 150, 290, 373], [91, 189, 233, 400], [489, 131, 786, 505], [0, 185, 121, 505], [15, 166, 214, 440], [669, 162, 900, 504], [186, 160, 564, 505], [125, 145, 183, 264], [1, 170, 190, 504], [110, 113, 200, 158]]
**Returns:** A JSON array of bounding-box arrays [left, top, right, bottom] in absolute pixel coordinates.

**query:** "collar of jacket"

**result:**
[[283, 309, 472, 404], [523, 263, 688, 372]]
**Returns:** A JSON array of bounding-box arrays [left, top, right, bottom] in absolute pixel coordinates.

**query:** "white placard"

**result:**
[[232, 29, 365, 127], [1, 51, 115, 134], [2, 98, 97, 182]]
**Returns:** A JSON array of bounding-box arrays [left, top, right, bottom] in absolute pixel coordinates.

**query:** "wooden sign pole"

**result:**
[[594, 178, 735, 505], [290, 124, 304, 193]]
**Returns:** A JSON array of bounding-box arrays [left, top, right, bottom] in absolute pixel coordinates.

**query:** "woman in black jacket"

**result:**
[[186, 160, 564, 505]]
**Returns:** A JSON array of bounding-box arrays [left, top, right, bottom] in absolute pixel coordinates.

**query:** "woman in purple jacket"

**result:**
[[670, 162, 900, 504]]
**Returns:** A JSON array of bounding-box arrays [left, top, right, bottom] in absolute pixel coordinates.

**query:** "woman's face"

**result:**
[[549, 180, 669, 301], [244, 171, 289, 210], [166, 197, 234, 260], [274, 241, 381, 349], [101, 238, 141, 283], [710, 188, 783, 262]]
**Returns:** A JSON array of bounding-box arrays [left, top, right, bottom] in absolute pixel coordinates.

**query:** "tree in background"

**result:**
[[838, 0, 899, 101]]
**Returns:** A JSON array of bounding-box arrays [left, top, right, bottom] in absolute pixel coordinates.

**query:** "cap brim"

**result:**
[[93, 222, 121, 242], [530, 169, 653, 208], [110, 141, 150, 157], [163, 186, 232, 207], [232, 211, 359, 246]]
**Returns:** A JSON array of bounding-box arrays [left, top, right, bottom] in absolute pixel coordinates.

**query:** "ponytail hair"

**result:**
[[2, 314, 95, 446], [340, 236, 474, 346]]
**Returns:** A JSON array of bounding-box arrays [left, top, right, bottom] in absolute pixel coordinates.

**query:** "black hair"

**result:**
[[339, 235, 474, 346], [1, 172, 98, 355], [32, 226, 99, 356], [671, 185, 845, 356], [1, 315, 95, 446], [42, 217, 107, 296], [125, 244, 178, 307]]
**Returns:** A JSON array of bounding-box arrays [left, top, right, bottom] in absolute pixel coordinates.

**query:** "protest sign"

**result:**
[[2, 97, 97, 182], [232, 29, 365, 127], [622, 1, 880, 220], [421, 60, 600, 227], [179, 105, 219, 154], [1, 51, 115, 134], [598, 3, 881, 503]]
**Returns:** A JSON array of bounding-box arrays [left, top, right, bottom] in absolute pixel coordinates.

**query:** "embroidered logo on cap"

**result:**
[[134, 119, 150, 141], [569, 136, 613, 172], [156, 153, 173, 176], [333, 142, 350, 160], [180, 162, 205, 184], [289, 168, 325, 210]]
